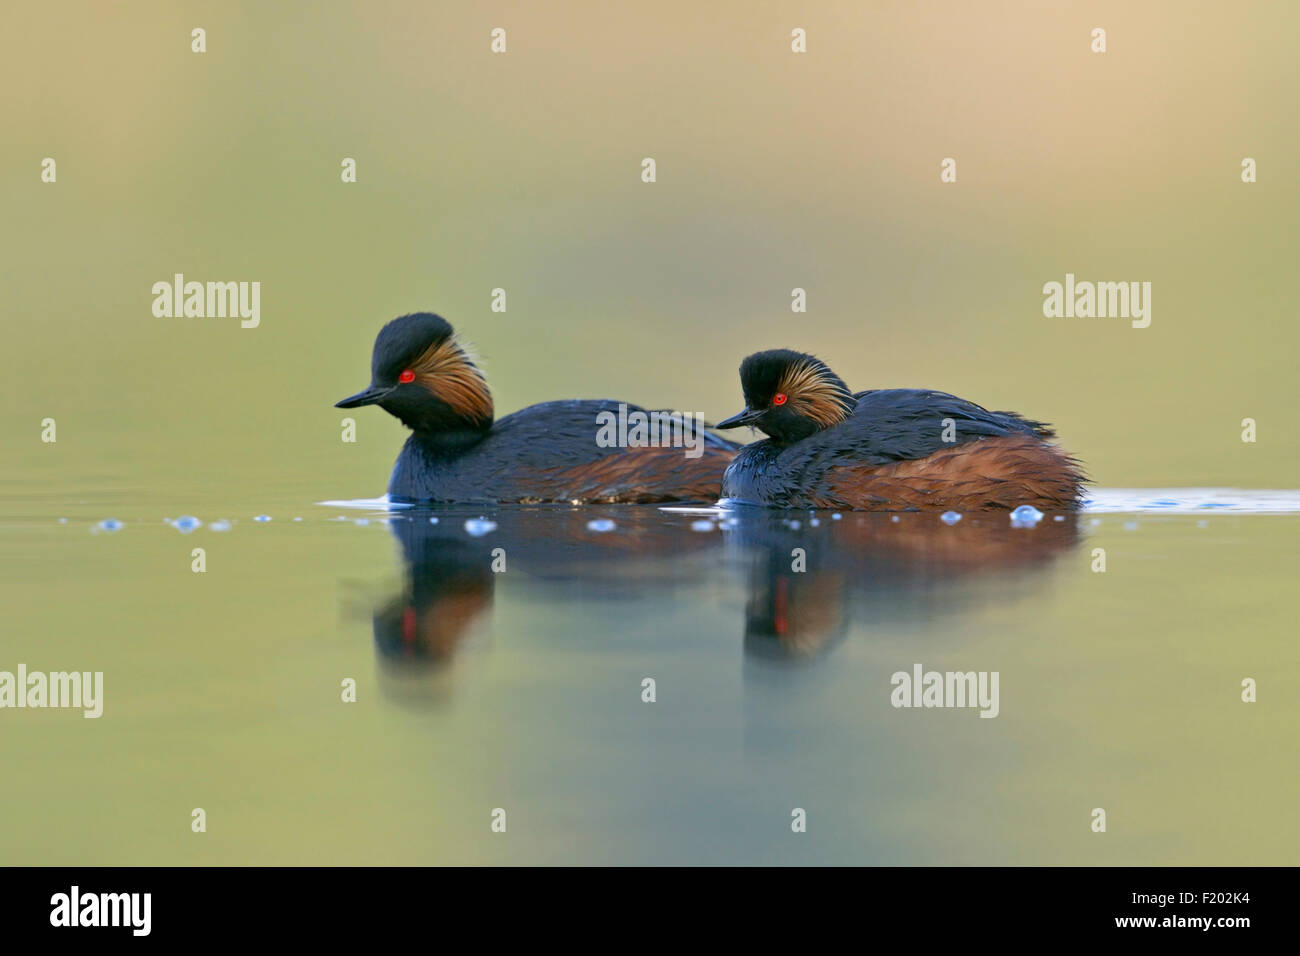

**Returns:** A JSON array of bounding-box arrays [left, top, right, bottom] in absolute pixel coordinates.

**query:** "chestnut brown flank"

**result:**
[[818, 434, 1083, 511], [523, 443, 736, 504]]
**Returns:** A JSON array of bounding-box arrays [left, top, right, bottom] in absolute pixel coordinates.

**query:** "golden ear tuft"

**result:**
[[411, 337, 494, 424], [776, 361, 853, 428]]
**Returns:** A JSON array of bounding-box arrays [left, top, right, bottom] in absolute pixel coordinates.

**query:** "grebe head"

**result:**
[[335, 312, 494, 435], [715, 349, 854, 443]]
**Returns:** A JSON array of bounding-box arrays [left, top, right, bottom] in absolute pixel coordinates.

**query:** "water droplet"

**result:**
[[254, 515, 272, 523], [890, 515, 900, 522], [690, 520, 715, 532], [209, 520, 231, 532], [809, 518, 820, 527], [940, 511, 962, 525], [783, 519, 801, 530], [293, 517, 303, 522], [428, 517, 439, 524], [354, 518, 370, 526], [1010, 505, 1044, 527], [831, 513, 842, 521], [174, 515, 202, 533], [1124, 521, 1139, 531], [464, 517, 498, 537], [97, 518, 123, 533], [57, 518, 67, 524], [586, 519, 616, 533]]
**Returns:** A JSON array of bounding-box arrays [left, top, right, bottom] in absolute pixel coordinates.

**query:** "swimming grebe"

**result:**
[[335, 313, 737, 503], [715, 349, 1084, 511]]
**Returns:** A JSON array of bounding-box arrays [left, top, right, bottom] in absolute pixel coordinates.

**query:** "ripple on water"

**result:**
[[1083, 489, 1300, 514]]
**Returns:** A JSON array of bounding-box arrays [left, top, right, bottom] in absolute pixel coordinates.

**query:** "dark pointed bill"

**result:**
[[334, 385, 392, 409], [715, 408, 763, 429]]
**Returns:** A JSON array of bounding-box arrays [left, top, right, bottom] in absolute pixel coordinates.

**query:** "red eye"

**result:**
[[773, 393, 788, 406], [398, 369, 415, 383]]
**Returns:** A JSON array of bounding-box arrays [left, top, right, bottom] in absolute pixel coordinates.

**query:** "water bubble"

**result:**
[[718, 517, 739, 530], [586, 519, 616, 533], [891, 515, 900, 523], [831, 513, 842, 521], [1010, 505, 1044, 527], [209, 520, 231, 532], [940, 511, 962, 525], [690, 520, 715, 532], [809, 518, 821, 527], [254, 515, 272, 523], [293, 517, 303, 522], [464, 517, 498, 537], [783, 519, 801, 530], [174, 515, 202, 534], [428, 517, 439, 524], [354, 518, 370, 526], [1053, 515, 1066, 522], [57, 518, 67, 525], [97, 518, 123, 533]]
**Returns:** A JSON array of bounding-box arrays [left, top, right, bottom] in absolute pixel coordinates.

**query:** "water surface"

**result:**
[[3, 489, 1296, 865]]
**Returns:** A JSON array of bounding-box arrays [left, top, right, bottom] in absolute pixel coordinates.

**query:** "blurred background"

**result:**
[[3, 0, 1297, 497], [1, 2, 1297, 866]]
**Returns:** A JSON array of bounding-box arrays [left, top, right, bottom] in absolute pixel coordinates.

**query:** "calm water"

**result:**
[[3, 488, 1297, 865]]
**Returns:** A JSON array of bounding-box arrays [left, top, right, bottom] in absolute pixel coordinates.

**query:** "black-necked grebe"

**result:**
[[714, 349, 1084, 511], [335, 313, 737, 503]]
